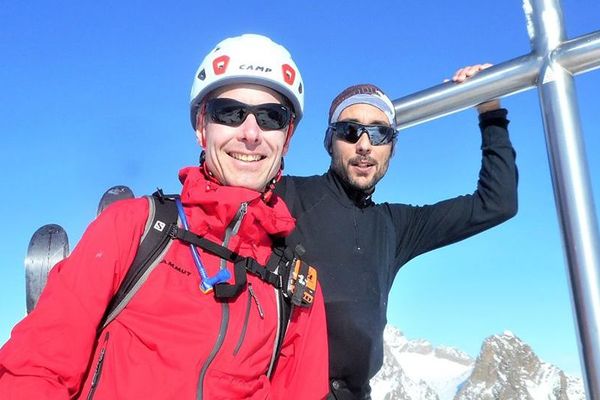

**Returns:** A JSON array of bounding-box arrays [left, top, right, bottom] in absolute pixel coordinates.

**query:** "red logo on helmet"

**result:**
[[282, 64, 295, 85], [213, 56, 230, 75]]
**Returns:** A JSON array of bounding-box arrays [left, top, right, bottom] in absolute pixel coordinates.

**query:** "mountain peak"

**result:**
[[371, 326, 584, 400], [454, 332, 582, 400]]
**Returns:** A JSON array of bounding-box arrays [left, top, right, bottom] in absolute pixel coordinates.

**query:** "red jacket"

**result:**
[[0, 167, 329, 399]]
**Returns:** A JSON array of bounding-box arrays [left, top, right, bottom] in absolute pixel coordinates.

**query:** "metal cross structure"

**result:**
[[391, 0, 600, 397]]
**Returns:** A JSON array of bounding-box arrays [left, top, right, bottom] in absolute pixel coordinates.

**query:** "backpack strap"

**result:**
[[265, 240, 294, 378], [99, 193, 179, 330]]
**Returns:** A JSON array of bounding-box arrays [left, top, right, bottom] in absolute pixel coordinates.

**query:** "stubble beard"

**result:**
[[332, 154, 390, 193]]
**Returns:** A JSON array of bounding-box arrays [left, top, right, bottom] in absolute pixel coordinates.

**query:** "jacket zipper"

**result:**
[[230, 202, 248, 235], [233, 283, 264, 356], [266, 288, 285, 378], [197, 303, 229, 400], [87, 332, 110, 400], [248, 283, 265, 318], [353, 208, 361, 252], [197, 202, 248, 399], [219, 202, 248, 271]]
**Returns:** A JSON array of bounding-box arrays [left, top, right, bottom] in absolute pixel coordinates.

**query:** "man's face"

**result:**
[[330, 104, 393, 192], [197, 84, 290, 191]]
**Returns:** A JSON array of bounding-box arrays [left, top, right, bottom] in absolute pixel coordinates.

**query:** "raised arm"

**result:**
[[391, 64, 518, 269]]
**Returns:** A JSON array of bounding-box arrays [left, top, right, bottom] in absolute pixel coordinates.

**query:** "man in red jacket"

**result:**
[[0, 34, 329, 399]]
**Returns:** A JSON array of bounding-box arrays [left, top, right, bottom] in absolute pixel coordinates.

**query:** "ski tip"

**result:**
[[26, 224, 69, 251], [25, 224, 70, 313], [97, 185, 135, 215], [25, 224, 70, 269]]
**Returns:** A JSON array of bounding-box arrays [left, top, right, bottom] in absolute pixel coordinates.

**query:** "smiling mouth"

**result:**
[[352, 161, 374, 168], [229, 152, 265, 162], [350, 157, 376, 168]]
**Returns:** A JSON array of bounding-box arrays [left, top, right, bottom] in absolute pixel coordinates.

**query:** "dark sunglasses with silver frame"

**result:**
[[328, 121, 397, 145], [205, 98, 293, 130]]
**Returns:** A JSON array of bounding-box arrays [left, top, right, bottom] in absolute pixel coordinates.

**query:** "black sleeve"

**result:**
[[388, 108, 518, 270]]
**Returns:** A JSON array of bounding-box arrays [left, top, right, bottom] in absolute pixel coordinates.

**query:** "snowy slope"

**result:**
[[371, 326, 473, 400]]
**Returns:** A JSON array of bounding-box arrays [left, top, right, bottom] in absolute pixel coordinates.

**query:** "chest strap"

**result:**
[[170, 225, 285, 296], [170, 225, 316, 307]]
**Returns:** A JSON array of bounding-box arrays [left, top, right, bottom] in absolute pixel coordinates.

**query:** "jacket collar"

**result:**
[[178, 166, 296, 241], [325, 168, 375, 209]]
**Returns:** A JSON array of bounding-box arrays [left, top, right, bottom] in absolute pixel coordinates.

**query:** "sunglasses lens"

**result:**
[[332, 122, 395, 145], [344, 123, 361, 142], [255, 105, 291, 130], [212, 106, 245, 127], [370, 126, 396, 145], [207, 99, 291, 130]]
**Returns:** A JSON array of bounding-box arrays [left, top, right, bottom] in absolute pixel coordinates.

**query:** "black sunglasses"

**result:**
[[328, 121, 397, 145], [205, 98, 293, 130]]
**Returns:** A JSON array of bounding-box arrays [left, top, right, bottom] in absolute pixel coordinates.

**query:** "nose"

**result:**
[[355, 131, 372, 155], [239, 113, 262, 144]]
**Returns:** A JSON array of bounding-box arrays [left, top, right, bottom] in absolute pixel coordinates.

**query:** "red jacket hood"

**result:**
[[178, 167, 295, 262]]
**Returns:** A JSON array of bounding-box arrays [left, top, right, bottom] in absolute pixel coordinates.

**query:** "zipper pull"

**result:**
[[231, 202, 248, 236], [248, 283, 264, 319]]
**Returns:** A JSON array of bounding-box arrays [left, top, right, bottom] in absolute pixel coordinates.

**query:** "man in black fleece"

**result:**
[[274, 64, 518, 399]]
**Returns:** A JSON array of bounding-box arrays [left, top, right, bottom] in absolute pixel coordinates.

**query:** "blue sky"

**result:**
[[1, 0, 599, 378]]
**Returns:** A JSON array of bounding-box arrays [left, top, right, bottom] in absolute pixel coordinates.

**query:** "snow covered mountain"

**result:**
[[370, 326, 584, 400], [455, 331, 585, 400]]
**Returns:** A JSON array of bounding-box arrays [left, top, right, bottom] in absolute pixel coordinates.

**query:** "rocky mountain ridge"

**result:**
[[370, 326, 584, 400]]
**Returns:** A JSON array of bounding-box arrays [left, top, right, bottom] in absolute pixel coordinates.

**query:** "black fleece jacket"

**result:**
[[274, 109, 518, 399]]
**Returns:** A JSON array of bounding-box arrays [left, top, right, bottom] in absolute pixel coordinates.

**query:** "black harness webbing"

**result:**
[[171, 226, 284, 291]]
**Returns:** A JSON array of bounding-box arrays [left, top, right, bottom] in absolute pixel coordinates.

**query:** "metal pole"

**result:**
[[557, 30, 600, 75], [393, 54, 540, 129], [392, 30, 600, 129], [530, 0, 600, 397]]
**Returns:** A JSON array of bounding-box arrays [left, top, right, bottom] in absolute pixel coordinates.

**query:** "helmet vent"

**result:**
[[282, 64, 295, 85], [212, 55, 230, 75]]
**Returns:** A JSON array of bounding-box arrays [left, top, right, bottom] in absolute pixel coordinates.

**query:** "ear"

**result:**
[[282, 139, 290, 156], [327, 134, 338, 156], [195, 110, 207, 148], [196, 128, 206, 148], [282, 116, 295, 156]]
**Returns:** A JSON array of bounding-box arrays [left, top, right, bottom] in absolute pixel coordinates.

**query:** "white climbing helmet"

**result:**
[[190, 34, 304, 130]]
